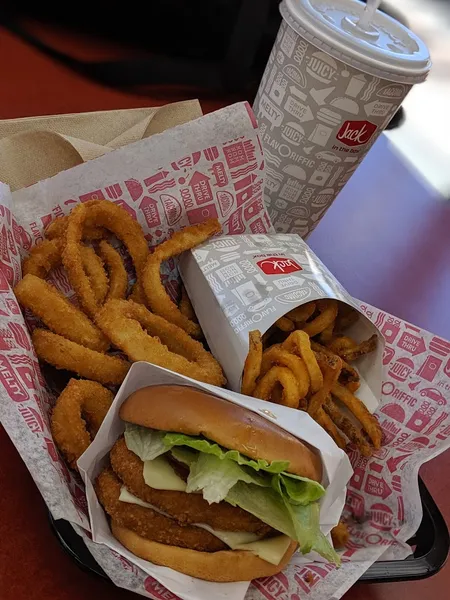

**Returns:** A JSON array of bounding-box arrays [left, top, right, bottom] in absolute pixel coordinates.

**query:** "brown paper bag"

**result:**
[[0, 100, 202, 191]]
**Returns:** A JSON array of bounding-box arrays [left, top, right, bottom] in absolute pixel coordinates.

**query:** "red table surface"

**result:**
[[0, 25, 449, 600]]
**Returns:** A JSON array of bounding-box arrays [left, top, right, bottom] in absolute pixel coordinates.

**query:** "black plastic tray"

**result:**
[[49, 477, 449, 586]]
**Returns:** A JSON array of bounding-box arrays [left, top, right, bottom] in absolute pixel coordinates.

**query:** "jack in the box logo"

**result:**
[[336, 120, 377, 147], [256, 256, 302, 275]]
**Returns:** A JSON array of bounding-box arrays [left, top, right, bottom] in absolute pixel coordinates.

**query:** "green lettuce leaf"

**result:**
[[186, 453, 268, 503], [124, 423, 167, 461], [124, 425, 338, 564], [228, 479, 340, 565], [163, 432, 290, 473], [311, 531, 342, 564], [164, 432, 325, 505], [226, 482, 298, 539], [170, 446, 197, 467], [272, 475, 317, 555], [280, 473, 325, 505]]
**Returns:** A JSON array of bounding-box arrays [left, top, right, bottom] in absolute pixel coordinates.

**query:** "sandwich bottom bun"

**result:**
[[111, 521, 298, 582]]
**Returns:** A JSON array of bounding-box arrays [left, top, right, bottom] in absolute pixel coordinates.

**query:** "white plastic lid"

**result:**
[[281, 0, 431, 84]]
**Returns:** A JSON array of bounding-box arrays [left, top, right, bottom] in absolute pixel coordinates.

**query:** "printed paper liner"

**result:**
[[0, 103, 449, 599]]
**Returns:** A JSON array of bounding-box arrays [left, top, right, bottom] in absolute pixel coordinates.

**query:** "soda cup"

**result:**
[[254, 0, 431, 237]]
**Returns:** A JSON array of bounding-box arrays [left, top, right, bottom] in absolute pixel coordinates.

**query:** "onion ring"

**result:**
[[63, 201, 149, 319], [22, 238, 108, 304], [22, 239, 62, 278], [260, 345, 309, 400], [14, 274, 109, 352], [32, 329, 130, 385], [179, 285, 197, 323], [80, 245, 109, 306], [301, 299, 338, 337], [128, 281, 147, 305], [142, 219, 221, 338], [282, 331, 323, 393], [95, 299, 225, 386], [51, 379, 113, 469], [241, 330, 263, 396], [253, 365, 301, 409], [98, 241, 128, 301], [45, 215, 107, 241], [331, 382, 382, 449]]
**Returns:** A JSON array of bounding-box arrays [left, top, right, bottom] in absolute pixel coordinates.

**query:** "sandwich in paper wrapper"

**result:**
[[0, 101, 449, 600], [77, 361, 353, 600]]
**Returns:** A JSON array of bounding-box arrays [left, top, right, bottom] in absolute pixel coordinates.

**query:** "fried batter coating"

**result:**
[[96, 468, 227, 552], [45, 215, 107, 240], [51, 379, 113, 469], [80, 246, 108, 306], [110, 437, 273, 536], [63, 201, 149, 318], [98, 241, 128, 301], [32, 329, 130, 385], [14, 274, 109, 352], [143, 219, 221, 337], [331, 521, 350, 549], [96, 299, 225, 386], [22, 238, 63, 278]]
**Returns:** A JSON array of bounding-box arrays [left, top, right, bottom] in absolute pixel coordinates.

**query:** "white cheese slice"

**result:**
[[143, 455, 187, 491], [195, 523, 261, 547], [119, 486, 154, 508], [119, 487, 291, 565], [198, 523, 291, 565], [234, 535, 292, 565]]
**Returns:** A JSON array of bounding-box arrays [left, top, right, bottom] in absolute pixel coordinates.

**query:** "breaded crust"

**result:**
[[95, 468, 227, 552], [110, 437, 273, 535]]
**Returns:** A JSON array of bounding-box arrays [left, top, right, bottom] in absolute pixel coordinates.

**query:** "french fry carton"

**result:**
[[179, 232, 383, 411]]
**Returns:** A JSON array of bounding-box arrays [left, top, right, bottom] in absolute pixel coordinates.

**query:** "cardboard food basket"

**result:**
[[0, 101, 449, 600]]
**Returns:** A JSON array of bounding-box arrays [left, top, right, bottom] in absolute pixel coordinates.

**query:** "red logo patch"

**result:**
[[369, 503, 394, 531], [256, 257, 302, 275], [336, 120, 377, 147]]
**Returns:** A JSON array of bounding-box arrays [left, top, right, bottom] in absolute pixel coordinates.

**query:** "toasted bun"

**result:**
[[119, 385, 322, 481], [111, 522, 297, 582]]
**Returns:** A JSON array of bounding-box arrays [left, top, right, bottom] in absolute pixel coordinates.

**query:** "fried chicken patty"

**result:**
[[96, 468, 227, 552], [110, 437, 273, 535]]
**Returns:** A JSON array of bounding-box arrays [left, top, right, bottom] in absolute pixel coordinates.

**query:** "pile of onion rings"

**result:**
[[16, 201, 226, 471], [15, 201, 224, 390], [241, 300, 382, 457]]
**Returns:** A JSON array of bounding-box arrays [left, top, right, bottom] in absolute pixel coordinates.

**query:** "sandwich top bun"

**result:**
[[112, 522, 298, 582], [120, 385, 322, 482]]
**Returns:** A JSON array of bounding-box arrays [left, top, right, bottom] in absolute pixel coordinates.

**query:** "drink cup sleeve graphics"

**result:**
[[180, 233, 383, 409], [253, 18, 415, 237], [0, 103, 448, 599]]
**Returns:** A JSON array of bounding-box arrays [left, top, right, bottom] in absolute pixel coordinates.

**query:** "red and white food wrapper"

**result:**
[[77, 361, 353, 600], [179, 233, 383, 410], [0, 101, 449, 600]]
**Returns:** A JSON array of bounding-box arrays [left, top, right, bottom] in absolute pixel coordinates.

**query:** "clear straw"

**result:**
[[357, 0, 381, 29]]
